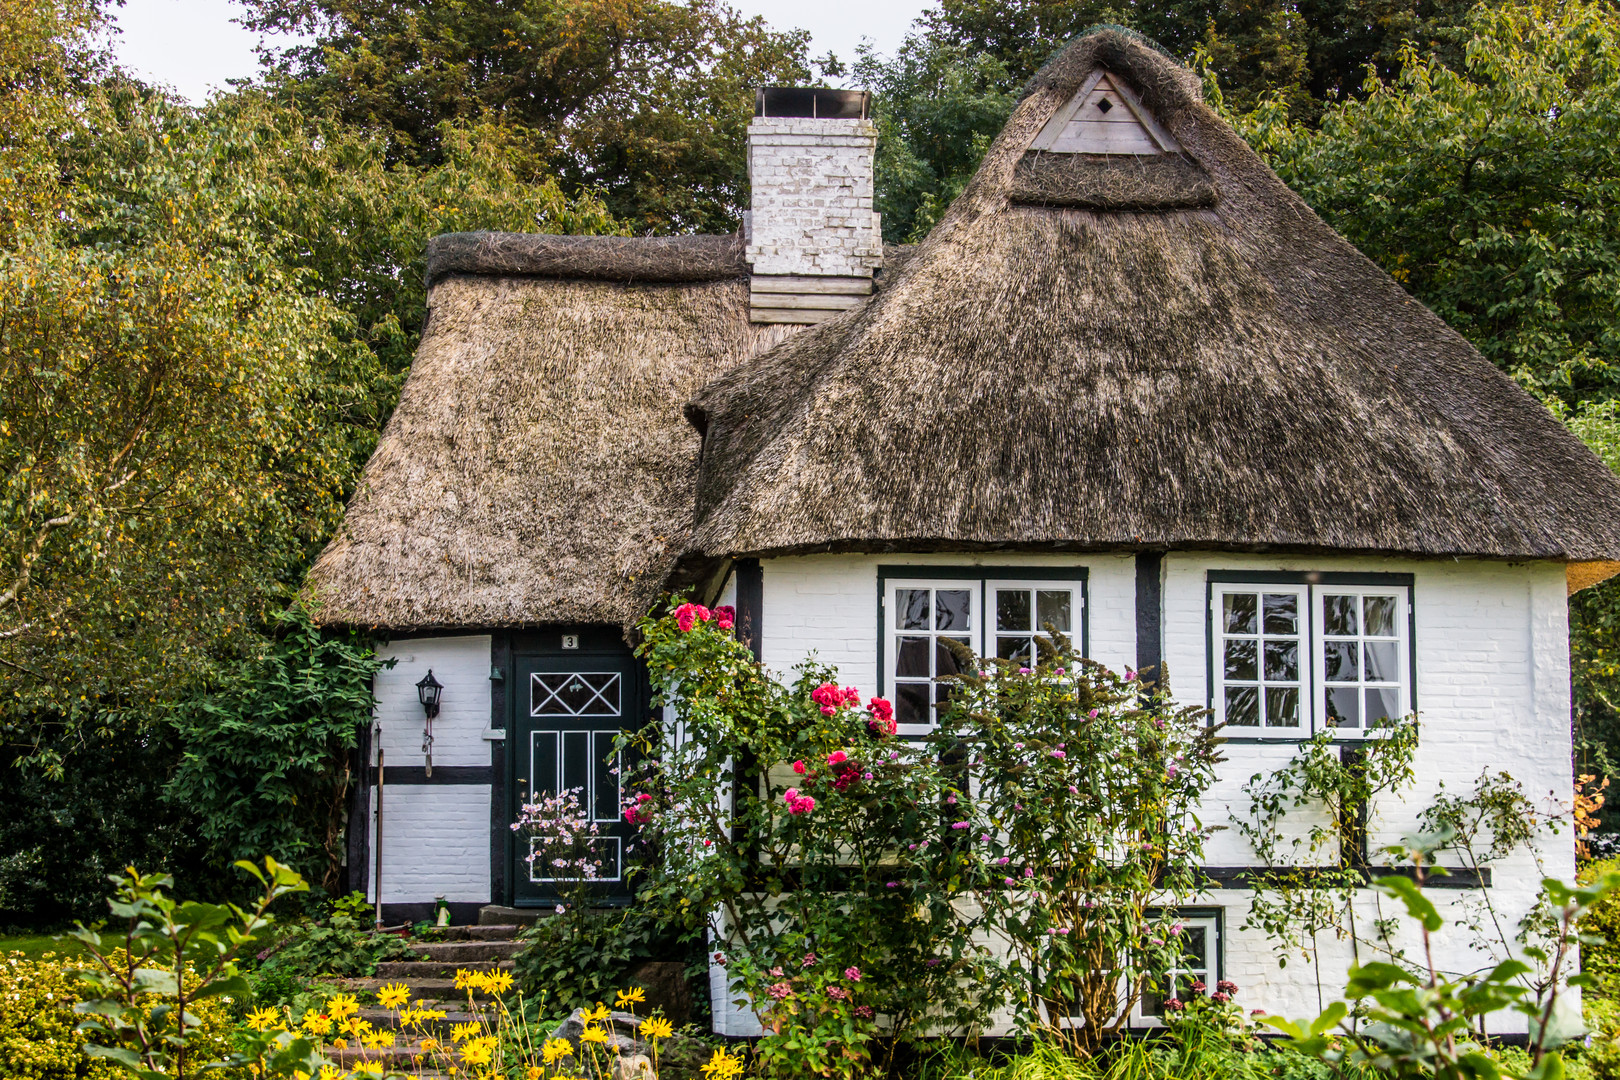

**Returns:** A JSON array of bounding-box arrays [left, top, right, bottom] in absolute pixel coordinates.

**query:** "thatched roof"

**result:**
[[305, 236, 788, 632], [682, 29, 1620, 585]]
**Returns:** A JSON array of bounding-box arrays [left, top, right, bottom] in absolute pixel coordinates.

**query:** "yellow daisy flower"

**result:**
[[460, 1042, 495, 1067], [542, 1037, 576, 1064], [702, 1048, 744, 1079], [483, 970, 515, 995], [615, 987, 647, 1008], [325, 993, 360, 1020], [579, 1025, 610, 1045], [450, 1021, 479, 1044], [454, 969, 474, 990], [245, 1006, 282, 1031], [641, 1016, 674, 1040], [527, 1068, 545, 1080], [300, 1010, 333, 1037], [420, 1037, 441, 1053], [584, 1002, 612, 1023], [376, 982, 411, 1009]]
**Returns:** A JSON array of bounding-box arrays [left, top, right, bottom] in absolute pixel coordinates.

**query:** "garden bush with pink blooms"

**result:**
[[627, 598, 1222, 1074]]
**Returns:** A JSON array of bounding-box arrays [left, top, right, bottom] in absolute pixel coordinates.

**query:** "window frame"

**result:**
[[1131, 908, 1224, 1028], [1205, 571, 1416, 742], [1209, 582, 1310, 734], [877, 566, 1090, 737]]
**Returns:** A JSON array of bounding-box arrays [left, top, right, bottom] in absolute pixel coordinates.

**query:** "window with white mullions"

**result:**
[[1318, 589, 1407, 730], [1211, 585, 1306, 731], [890, 584, 976, 731], [1136, 914, 1219, 1022], [991, 583, 1076, 663]]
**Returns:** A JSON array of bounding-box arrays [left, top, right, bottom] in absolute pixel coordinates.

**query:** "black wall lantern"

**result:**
[[416, 670, 443, 776]]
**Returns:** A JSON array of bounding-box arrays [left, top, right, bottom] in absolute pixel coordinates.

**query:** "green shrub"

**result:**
[[249, 894, 417, 1004], [511, 904, 667, 1012], [1585, 857, 1620, 997], [0, 951, 235, 1080]]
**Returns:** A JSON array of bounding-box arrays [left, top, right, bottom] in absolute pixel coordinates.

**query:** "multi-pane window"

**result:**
[[1137, 914, 1220, 1022], [891, 584, 977, 730], [1319, 589, 1406, 730], [993, 585, 1075, 662], [884, 573, 1086, 733], [1209, 576, 1411, 737], [1212, 585, 1305, 731]]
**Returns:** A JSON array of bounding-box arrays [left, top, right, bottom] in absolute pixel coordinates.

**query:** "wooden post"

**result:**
[[374, 737, 385, 931]]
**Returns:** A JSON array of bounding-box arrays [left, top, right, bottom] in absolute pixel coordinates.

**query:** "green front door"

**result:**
[[510, 646, 643, 906]]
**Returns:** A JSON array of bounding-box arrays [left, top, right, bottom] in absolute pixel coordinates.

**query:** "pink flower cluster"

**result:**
[[811, 682, 862, 716], [674, 602, 735, 632], [622, 792, 655, 825], [783, 788, 816, 815], [867, 697, 896, 737]]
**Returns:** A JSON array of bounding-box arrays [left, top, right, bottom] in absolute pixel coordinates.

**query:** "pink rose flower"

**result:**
[[827, 751, 848, 766], [792, 760, 807, 775], [714, 604, 735, 630], [844, 967, 861, 981], [673, 602, 711, 632]]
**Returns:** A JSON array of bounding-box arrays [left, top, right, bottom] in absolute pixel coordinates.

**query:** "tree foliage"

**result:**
[[165, 607, 392, 895], [240, 0, 816, 232], [1230, 0, 1620, 406], [856, 0, 1485, 241]]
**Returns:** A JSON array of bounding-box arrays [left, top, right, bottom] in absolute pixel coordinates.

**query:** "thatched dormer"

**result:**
[[682, 29, 1620, 591]]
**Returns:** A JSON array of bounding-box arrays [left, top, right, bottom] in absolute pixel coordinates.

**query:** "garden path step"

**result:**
[[359, 1006, 494, 1030], [373, 958, 516, 979], [425, 924, 522, 942], [328, 976, 497, 1000], [410, 939, 524, 962]]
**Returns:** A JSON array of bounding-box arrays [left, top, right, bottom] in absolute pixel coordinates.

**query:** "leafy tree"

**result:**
[[1230, 0, 1620, 405], [165, 607, 392, 895], [240, 0, 815, 232], [857, 0, 1486, 241]]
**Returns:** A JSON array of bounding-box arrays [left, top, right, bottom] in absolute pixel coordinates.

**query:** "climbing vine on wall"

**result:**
[[1233, 721, 1419, 965]]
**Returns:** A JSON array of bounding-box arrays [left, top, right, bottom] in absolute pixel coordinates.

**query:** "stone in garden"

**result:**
[[626, 960, 693, 1024], [550, 1008, 651, 1057], [613, 1053, 655, 1080]]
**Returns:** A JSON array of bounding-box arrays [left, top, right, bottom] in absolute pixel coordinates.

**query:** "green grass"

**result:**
[[0, 931, 87, 960]]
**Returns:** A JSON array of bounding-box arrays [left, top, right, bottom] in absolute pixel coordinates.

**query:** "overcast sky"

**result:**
[[111, 0, 934, 104]]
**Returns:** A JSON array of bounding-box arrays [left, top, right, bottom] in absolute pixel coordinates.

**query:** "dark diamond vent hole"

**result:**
[[1097, 98, 1113, 113]]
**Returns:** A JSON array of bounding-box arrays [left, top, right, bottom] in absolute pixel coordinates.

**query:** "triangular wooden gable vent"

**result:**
[[1029, 70, 1181, 155]]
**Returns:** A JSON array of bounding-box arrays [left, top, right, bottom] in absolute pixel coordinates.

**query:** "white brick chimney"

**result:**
[[745, 87, 882, 325]]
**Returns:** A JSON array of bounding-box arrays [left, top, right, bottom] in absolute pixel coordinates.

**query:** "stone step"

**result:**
[[373, 958, 515, 980], [329, 976, 497, 1000], [359, 1006, 493, 1030], [479, 904, 550, 927], [409, 939, 524, 962], [423, 924, 524, 942]]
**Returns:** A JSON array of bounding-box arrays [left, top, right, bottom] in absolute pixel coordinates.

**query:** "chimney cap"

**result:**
[[754, 86, 870, 119]]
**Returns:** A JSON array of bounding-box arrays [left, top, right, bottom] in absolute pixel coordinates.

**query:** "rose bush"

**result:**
[[629, 599, 1221, 1067]]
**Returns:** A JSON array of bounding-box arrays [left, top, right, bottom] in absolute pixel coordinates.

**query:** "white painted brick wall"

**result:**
[[374, 635, 493, 767], [365, 784, 492, 904], [707, 551, 1574, 1035], [367, 635, 495, 904], [757, 552, 1134, 688], [746, 118, 882, 278]]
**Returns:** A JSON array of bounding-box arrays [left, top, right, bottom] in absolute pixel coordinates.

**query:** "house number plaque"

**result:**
[[562, 634, 579, 650]]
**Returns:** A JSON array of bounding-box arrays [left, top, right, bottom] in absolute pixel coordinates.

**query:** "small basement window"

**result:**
[[1135, 912, 1222, 1024]]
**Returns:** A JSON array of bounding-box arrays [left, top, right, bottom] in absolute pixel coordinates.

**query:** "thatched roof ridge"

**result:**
[[306, 271, 787, 632], [425, 231, 747, 288], [682, 29, 1620, 575]]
